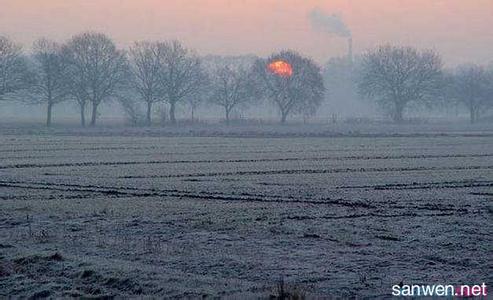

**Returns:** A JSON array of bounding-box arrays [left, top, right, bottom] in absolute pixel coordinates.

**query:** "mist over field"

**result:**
[[0, 1, 492, 298]]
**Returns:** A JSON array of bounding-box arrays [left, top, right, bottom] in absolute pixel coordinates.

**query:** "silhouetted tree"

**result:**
[[253, 50, 325, 124], [158, 40, 207, 124], [447, 64, 493, 123], [30, 39, 69, 126], [128, 41, 165, 125], [118, 93, 145, 126], [358, 45, 443, 123], [0, 36, 33, 99], [209, 65, 256, 124], [185, 95, 203, 123], [62, 32, 128, 127]]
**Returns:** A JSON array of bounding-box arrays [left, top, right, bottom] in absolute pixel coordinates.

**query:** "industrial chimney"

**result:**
[[347, 37, 353, 65]]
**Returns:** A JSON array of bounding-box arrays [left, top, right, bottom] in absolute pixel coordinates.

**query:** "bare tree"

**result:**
[[30, 39, 69, 127], [118, 94, 146, 126], [358, 45, 443, 123], [62, 32, 128, 127], [128, 41, 165, 125], [209, 65, 256, 124], [447, 64, 493, 123], [185, 95, 203, 123], [0, 36, 33, 99], [253, 50, 325, 124], [158, 40, 207, 124]]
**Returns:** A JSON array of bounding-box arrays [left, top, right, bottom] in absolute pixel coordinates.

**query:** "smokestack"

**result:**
[[348, 37, 353, 65]]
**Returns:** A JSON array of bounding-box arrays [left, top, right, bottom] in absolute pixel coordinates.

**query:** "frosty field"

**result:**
[[1, 129, 492, 298]]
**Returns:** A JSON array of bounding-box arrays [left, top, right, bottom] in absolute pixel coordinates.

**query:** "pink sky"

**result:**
[[1, 0, 492, 65]]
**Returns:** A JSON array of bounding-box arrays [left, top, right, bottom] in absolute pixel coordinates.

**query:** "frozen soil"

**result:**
[[0, 127, 492, 298]]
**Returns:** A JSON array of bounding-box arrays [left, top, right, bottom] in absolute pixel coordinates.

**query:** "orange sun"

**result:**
[[268, 60, 293, 77]]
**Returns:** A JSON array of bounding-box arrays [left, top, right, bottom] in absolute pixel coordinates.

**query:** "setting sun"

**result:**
[[268, 60, 293, 77]]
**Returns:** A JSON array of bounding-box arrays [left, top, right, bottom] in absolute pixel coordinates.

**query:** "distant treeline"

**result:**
[[0, 32, 492, 126]]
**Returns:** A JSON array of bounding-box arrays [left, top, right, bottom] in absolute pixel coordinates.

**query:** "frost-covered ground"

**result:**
[[0, 124, 492, 298], [1, 120, 493, 137]]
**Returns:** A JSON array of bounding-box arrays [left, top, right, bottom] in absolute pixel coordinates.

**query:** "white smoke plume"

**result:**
[[308, 8, 351, 37]]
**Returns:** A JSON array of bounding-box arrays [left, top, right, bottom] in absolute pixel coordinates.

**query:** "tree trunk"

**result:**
[[80, 104, 86, 127], [470, 106, 477, 124], [225, 107, 230, 125], [393, 101, 405, 123], [169, 101, 176, 125], [280, 111, 288, 124], [146, 101, 153, 126], [90, 103, 98, 127], [191, 106, 195, 123], [46, 102, 53, 127]]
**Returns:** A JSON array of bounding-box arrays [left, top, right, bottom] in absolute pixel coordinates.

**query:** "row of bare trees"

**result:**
[[0, 32, 325, 126], [349, 45, 493, 123], [2, 33, 492, 125], [1, 33, 127, 127]]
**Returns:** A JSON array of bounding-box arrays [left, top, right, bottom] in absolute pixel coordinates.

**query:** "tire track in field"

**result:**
[[1, 153, 492, 170], [0, 180, 482, 215], [335, 180, 493, 190], [0, 144, 234, 154], [286, 212, 458, 220], [0, 180, 374, 208], [119, 165, 493, 179], [0, 145, 164, 154]]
